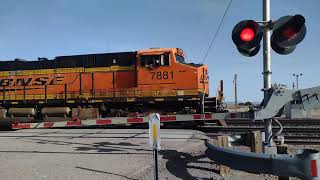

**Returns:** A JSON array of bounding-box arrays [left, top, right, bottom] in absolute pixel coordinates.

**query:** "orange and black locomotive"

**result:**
[[0, 48, 221, 120]]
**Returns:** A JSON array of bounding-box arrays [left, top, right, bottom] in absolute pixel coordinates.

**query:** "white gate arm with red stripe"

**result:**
[[11, 113, 229, 129]]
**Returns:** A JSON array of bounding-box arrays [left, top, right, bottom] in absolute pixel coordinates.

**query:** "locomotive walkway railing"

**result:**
[[0, 87, 202, 101]]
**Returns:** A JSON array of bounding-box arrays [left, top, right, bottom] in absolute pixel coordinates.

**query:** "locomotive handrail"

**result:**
[[1, 87, 204, 101]]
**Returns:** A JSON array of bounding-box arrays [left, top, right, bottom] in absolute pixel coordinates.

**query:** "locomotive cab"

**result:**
[[136, 48, 209, 102]]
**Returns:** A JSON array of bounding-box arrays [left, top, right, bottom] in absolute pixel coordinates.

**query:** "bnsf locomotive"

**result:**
[[0, 48, 222, 121]]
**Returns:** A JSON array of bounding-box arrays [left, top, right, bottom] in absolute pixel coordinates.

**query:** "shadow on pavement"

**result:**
[[0, 134, 187, 140], [0, 150, 149, 155], [1, 138, 152, 155], [160, 149, 220, 180], [22, 138, 152, 153], [75, 166, 139, 180], [74, 141, 148, 153]]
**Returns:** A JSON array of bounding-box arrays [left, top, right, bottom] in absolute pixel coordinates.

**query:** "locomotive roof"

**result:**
[[0, 48, 184, 71], [0, 51, 137, 71], [55, 51, 137, 59]]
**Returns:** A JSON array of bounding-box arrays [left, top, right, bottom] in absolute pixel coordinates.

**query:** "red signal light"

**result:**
[[240, 28, 255, 42], [281, 26, 297, 39], [232, 20, 262, 57]]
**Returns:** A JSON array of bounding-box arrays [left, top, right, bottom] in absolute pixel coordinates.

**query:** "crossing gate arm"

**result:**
[[205, 141, 320, 179], [254, 84, 320, 120], [10, 113, 230, 129]]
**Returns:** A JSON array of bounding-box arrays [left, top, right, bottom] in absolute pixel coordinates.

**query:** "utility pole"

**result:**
[[234, 74, 238, 106], [292, 73, 303, 89], [262, 0, 272, 145]]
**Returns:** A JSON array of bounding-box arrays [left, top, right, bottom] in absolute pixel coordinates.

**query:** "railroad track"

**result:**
[[282, 140, 320, 145], [200, 119, 320, 145], [223, 118, 320, 126], [201, 118, 320, 133], [200, 125, 320, 134], [204, 131, 320, 145], [276, 135, 320, 145]]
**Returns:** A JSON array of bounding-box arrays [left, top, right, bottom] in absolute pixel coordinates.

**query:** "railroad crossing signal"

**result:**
[[271, 14, 306, 55], [232, 14, 306, 56], [232, 20, 263, 57]]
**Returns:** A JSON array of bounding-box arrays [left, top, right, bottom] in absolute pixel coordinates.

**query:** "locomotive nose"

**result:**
[[197, 65, 209, 96]]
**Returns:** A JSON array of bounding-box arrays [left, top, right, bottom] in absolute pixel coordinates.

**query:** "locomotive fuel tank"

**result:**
[[41, 107, 71, 117], [8, 108, 36, 117]]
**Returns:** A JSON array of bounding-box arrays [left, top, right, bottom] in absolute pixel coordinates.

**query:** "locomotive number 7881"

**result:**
[[150, 71, 174, 80]]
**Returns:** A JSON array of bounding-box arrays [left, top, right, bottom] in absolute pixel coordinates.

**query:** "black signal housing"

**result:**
[[271, 14, 306, 55], [232, 20, 263, 57]]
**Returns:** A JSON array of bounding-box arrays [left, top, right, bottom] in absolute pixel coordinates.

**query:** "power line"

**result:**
[[201, 0, 233, 64]]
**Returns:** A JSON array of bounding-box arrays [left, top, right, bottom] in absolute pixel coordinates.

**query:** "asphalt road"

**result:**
[[0, 128, 218, 180]]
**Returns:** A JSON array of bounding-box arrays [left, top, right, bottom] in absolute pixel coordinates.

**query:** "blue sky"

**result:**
[[0, 0, 319, 102]]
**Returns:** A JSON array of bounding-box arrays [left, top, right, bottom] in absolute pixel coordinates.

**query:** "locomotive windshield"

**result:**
[[175, 54, 185, 63]]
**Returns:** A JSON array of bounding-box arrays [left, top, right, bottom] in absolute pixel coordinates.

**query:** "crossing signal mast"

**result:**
[[231, 0, 307, 150]]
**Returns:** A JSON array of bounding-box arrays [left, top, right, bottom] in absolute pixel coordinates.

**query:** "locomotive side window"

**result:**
[[140, 55, 155, 67], [154, 57, 160, 67], [147, 56, 156, 68], [140, 57, 146, 67], [162, 53, 170, 66], [140, 54, 170, 68]]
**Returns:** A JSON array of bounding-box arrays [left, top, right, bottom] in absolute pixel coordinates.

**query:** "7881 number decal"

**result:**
[[151, 71, 174, 80]]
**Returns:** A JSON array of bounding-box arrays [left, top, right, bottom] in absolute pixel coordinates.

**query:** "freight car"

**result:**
[[0, 48, 224, 121]]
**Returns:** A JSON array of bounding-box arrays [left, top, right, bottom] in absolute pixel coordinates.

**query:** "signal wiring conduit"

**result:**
[[267, 117, 283, 144]]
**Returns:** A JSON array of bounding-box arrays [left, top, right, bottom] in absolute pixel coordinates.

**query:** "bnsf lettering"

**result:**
[[0, 79, 13, 86], [34, 77, 50, 85], [14, 78, 32, 86], [0, 76, 64, 86], [49, 76, 64, 85]]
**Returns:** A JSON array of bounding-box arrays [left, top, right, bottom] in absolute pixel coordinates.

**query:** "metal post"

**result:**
[[263, 0, 272, 144], [234, 74, 238, 106], [296, 76, 299, 89], [2, 86, 5, 104], [91, 73, 95, 98], [215, 91, 218, 111], [45, 85, 47, 104], [292, 82, 295, 89], [154, 149, 159, 180], [23, 84, 26, 104], [292, 74, 303, 90], [64, 84, 67, 104], [264, 119, 272, 143], [200, 92, 205, 114], [79, 73, 82, 96], [263, 0, 271, 97]]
